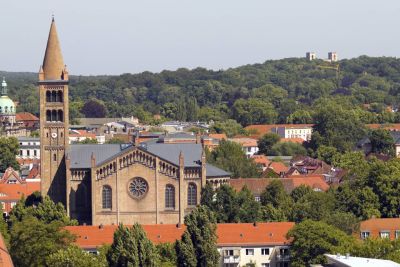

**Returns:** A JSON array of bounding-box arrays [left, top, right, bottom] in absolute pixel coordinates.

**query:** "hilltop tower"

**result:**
[[39, 18, 69, 205]]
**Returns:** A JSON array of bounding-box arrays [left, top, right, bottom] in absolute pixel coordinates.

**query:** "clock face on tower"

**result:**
[[51, 132, 58, 139]]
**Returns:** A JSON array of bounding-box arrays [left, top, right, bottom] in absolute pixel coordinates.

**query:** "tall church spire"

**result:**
[[42, 17, 65, 80]]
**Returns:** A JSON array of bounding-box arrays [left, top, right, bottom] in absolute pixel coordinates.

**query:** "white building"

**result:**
[[325, 254, 400, 267], [229, 138, 259, 158], [272, 125, 313, 141], [328, 52, 338, 62], [306, 52, 316, 61], [17, 137, 40, 159]]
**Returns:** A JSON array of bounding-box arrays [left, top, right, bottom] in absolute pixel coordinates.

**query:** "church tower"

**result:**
[[39, 18, 69, 206]]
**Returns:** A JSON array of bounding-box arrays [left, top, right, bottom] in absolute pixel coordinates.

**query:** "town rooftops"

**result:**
[[65, 222, 294, 250], [245, 124, 314, 138], [229, 177, 329, 195], [359, 218, 400, 240], [0, 182, 40, 201], [15, 112, 39, 121]]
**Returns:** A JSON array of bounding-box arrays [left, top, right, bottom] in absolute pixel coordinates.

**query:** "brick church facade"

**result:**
[[39, 19, 230, 225]]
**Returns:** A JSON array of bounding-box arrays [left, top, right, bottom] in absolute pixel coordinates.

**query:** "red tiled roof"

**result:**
[[359, 218, 400, 240], [27, 167, 39, 179], [15, 112, 39, 121], [268, 162, 288, 174], [209, 134, 227, 140], [280, 138, 304, 144], [251, 155, 270, 167], [230, 138, 258, 147], [17, 158, 40, 166], [65, 222, 294, 249], [366, 124, 400, 131], [245, 124, 314, 138], [0, 183, 40, 201], [0, 232, 13, 267], [230, 177, 329, 195]]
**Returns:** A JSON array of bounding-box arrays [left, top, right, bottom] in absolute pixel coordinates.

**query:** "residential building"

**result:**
[[251, 155, 270, 171], [245, 124, 313, 141], [328, 52, 338, 62], [306, 52, 316, 61], [229, 138, 259, 158], [230, 176, 329, 202], [17, 137, 40, 159], [359, 218, 400, 240], [65, 222, 295, 267], [15, 112, 39, 132]]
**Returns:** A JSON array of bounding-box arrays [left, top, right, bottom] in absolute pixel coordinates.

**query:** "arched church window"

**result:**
[[58, 110, 63, 122], [51, 91, 57, 102], [51, 110, 57, 121], [46, 91, 51, 102], [58, 91, 63, 102], [128, 177, 148, 199], [102, 186, 112, 209], [165, 184, 175, 209], [53, 154, 57, 161], [46, 110, 51, 121], [187, 183, 197, 206]]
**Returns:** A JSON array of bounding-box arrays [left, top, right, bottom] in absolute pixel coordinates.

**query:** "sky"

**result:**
[[1, 0, 400, 75]]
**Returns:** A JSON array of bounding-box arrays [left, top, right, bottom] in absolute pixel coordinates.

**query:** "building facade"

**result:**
[[39, 19, 230, 225]]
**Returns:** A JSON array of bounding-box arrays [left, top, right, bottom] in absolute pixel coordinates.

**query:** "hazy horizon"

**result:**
[[1, 0, 399, 76]]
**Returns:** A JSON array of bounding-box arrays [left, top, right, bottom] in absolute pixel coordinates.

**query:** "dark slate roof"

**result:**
[[142, 143, 202, 167], [69, 143, 230, 178], [69, 144, 127, 168]]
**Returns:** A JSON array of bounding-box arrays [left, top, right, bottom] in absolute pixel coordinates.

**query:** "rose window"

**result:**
[[128, 177, 148, 199]]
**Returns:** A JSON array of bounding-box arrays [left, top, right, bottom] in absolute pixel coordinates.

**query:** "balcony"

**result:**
[[223, 256, 240, 264], [276, 254, 290, 261]]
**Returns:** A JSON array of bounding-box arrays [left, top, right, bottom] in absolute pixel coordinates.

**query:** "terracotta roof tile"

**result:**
[[0, 183, 40, 201], [209, 134, 227, 140], [366, 124, 400, 131], [251, 155, 270, 167], [359, 218, 400, 240], [15, 112, 39, 121], [280, 138, 305, 144], [65, 222, 294, 249], [268, 162, 288, 174]]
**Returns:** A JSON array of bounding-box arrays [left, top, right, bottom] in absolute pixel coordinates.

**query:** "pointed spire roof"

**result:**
[[42, 18, 65, 80]]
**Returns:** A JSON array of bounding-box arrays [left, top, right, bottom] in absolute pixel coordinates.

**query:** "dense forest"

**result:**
[[3, 56, 400, 126]]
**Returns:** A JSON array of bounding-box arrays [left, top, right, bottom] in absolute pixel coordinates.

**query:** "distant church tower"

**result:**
[[39, 18, 69, 206]]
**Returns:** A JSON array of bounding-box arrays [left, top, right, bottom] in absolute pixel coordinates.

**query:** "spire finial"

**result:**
[[52, 14, 55, 22]]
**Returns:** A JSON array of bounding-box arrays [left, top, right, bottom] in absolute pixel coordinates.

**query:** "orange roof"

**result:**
[[230, 176, 329, 195], [209, 134, 227, 140], [69, 130, 96, 139], [251, 155, 270, 166], [0, 182, 40, 201], [0, 232, 13, 267], [15, 112, 39, 121], [268, 162, 288, 174], [65, 222, 294, 249], [359, 218, 400, 240], [245, 124, 314, 138], [17, 158, 40, 166], [366, 124, 400, 131], [280, 138, 304, 144], [230, 138, 258, 147]]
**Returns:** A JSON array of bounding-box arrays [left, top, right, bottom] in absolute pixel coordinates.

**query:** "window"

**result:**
[[396, 231, 400, 239], [165, 184, 175, 209], [34, 150, 37, 157], [245, 249, 254, 256], [361, 231, 370, 239], [254, 196, 261, 202], [261, 248, 270, 255], [187, 183, 197, 206], [19, 150, 22, 156], [10, 202, 16, 208], [224, 250, 234, 256], [102, 186, 112, 209], [53, 154, 57, 161], [27, 150, 30, 156], [380, 231, 390, 239]]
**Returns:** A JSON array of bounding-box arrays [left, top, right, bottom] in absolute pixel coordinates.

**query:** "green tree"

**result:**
[[260, 179, 292, 210], [210, 119, 244, 138], [0, 137, 20, 172], [207, 140, 260, 178], [316, 145, 339, 165], [10, 195, 77, 226], [287, 220, 355, 267], [237, 186, 261, 222], [369, 128, 395, 155], [290, 191, 336, 223], [352, 238, 400, 263], [156, 243, 177, 267], [46, 245, 107, 267], [232, 98, 277, 126], [258, 133, 280, 155], [176, 206, 220, 267], [81, 98, 107, 118], [107, 223, 159, 267], [290, 184, 313, 202], [106, 137, 125, 144], [74, 138, 98, 144], [200, 183, 215, 210], [10, 216, 75, 267], [269, 142, 307, 156], [175, 231, 197, 267], [213, 184, 239, 223]]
